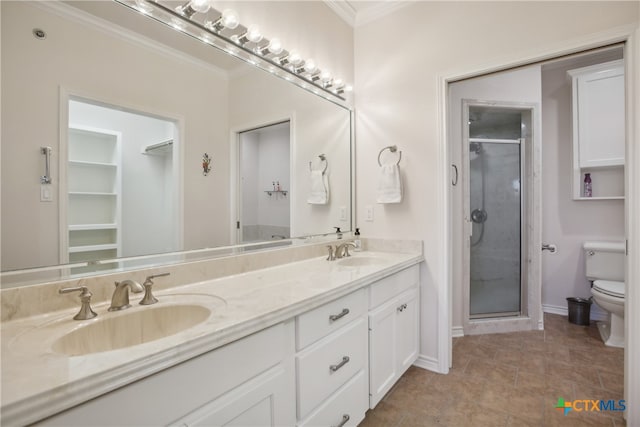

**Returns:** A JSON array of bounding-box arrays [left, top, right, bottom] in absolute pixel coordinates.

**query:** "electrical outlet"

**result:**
[[339, 206, 347, 221], [365, 205, 374, 222]]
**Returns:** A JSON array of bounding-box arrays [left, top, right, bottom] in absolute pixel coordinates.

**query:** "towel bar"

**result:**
[[378, 145, 402, 166], [309, 154, 328, 174]]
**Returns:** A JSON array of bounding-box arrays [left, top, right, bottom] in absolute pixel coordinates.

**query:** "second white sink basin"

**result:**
[[52, 304, 211, 356]]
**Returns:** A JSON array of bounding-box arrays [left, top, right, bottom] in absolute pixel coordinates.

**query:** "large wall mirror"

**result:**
[[1, 0, 352, 287]]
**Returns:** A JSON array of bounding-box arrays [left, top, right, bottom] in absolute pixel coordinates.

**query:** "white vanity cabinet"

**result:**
[[27, 261, 422, 427], [368, 265, 420, 408], [568, 60, 625, 200], [295, 288, 369, 427], [35, 323, 296, 427]]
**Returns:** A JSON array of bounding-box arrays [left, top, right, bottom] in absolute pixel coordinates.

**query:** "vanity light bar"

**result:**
[[124, 0, 351, 102]]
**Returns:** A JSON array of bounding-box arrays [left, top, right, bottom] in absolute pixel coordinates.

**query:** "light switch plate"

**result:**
[[365, 205, 374, 222], [40, 185, 53, 202], [339, 206, 347, 221]]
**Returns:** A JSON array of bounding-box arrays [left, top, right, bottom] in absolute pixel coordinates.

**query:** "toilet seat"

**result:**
[[593, 280, 625, 298]]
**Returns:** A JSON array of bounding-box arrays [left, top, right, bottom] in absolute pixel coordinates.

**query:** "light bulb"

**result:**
[[221, 9, 239, 29], [268, 38, 283, 55], [246, 25, 263, 43], [333, 78, 343, 87], [189, 0, 211, 13], [320, 70, 332, 82], [345, 85, 353, 92], [288, 50, 302, 66], [304, 59, 317, 73]]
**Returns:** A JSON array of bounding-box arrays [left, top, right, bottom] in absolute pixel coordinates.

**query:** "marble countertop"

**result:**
[[1, 250, 423, 425]]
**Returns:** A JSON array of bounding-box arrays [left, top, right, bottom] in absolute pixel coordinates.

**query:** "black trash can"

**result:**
[[566, 297, 592, 326]]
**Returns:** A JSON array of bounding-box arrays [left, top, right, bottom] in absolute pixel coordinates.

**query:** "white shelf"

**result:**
[[69, 223, 117, 231], [69, 160, 117, 168], [575, 196, 624, 201], [69, 192, 117, 197], [69, 244, 118, 253]]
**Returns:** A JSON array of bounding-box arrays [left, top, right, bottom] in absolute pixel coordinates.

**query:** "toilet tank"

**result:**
[[584, 241, 625, 282]]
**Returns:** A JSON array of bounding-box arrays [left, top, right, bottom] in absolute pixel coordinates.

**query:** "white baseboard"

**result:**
[[542, 303, 608, 322], [413, 354, 444, 373], [451, 326, 464, 338]]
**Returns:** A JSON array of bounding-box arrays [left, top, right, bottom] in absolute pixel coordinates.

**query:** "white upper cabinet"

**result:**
[[568, 60, 625, 200]]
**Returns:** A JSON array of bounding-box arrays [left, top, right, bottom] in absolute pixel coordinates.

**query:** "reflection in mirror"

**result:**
[[0, 0, 352, 287], [239, 122, 291, 243]]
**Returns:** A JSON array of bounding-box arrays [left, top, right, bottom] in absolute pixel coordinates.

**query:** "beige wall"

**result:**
[[354, 1, 639, 368]]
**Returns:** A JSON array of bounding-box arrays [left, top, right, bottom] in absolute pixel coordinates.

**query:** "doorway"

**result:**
[[64, 98, 180, 271], [237, 121, 291, 243]]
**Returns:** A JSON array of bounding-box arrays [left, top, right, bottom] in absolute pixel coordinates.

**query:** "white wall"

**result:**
[[256, 126, 290, 230], [354, 1, 639, 371], [541, 50, 625, 317]]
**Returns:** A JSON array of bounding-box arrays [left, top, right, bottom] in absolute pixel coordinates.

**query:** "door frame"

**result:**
[[458, 100, 540, 335], [229, 114, 295, 245]]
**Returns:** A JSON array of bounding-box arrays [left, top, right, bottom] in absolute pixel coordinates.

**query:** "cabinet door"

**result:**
[[368, 301, 398, 409], [576, 64, 625, 168], [171, 364, 295, 427], [396, 288, 419, 374]]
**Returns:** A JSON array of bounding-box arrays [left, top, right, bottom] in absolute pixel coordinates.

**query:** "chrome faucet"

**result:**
[[108, 279, 143, 311], [59, 286, 97, 320], [336, 242, 357, 259], [327, 242, 357, 261]]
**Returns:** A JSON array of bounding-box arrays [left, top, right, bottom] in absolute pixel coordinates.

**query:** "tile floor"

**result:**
[[361, 313, 625, 426]]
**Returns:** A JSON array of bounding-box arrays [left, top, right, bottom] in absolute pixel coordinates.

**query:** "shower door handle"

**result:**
[[542, 243, 557, 253], [451, 164, 458, 186]]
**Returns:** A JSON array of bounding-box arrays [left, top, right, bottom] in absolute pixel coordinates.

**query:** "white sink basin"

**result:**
[[337, 256, 384, 267], [52, 304, 211, 356]]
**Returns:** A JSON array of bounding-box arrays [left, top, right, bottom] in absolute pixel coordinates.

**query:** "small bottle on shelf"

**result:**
[[583, 173, 592, 198], [353, 228, 361, 252]]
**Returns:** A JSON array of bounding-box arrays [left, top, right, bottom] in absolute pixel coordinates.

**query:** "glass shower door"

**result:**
[[469, 138, 522, 318]]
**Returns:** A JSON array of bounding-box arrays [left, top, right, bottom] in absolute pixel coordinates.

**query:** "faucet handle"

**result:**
[[326, 245, 336, 261], [140, 272, 170, 305], [59, 286, 97, 320]]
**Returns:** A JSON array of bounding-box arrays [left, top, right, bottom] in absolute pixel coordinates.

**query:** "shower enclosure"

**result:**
[[465, 105, 528, 318]]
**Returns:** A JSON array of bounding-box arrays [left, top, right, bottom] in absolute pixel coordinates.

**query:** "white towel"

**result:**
[[377, 164, 403, 203], [307, 170, 329, 204]]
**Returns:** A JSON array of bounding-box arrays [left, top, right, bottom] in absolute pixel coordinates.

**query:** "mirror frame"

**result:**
[[0, 0, 355, 288]]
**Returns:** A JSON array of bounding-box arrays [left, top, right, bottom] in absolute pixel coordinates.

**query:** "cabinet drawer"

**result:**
[[369, 265, 419, 309], [296, 288, 366, 350], [298, 370, 368, 427], [296, 317, 367, 419]]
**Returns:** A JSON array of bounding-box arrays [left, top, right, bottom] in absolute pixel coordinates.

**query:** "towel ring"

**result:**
[[309, 154, 328, 174], [378, 145, 402, 166]]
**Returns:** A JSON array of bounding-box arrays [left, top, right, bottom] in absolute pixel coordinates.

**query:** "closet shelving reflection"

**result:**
[[67, 126, 122, 271]]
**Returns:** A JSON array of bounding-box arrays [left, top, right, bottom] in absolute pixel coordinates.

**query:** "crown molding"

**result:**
[[323, 1, 413, 28], [323, 0, 358, 27]]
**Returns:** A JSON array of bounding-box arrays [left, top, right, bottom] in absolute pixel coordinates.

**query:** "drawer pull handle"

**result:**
[[397, 303, 407, 312], [333, 414, 350, 427], [329, 308, 350, 322], [329, 356, 350, 372]]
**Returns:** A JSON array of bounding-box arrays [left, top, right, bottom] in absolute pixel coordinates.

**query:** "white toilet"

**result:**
[[584, 241, 626, 348]]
